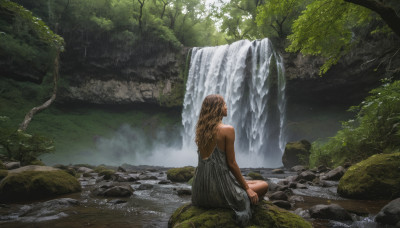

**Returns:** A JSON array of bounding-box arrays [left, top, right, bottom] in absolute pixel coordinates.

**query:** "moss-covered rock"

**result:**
[[247, 172, 264, 180], [337, 153, 400, 199], [168, 201, 312, 228], [167, 166, 195, 182], [98, 169, 116, 180], [29, 160, 45, 166], [0, 170, 8, 181], [0, 166, 81, 203], [282, 140, 311, 169], [0, 160, 6, 170]]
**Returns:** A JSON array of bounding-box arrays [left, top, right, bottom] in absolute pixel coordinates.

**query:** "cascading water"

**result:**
[[181, 38, 286, 168]]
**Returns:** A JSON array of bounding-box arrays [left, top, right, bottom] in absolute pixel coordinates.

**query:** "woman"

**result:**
[[191, 94, 268, 226]]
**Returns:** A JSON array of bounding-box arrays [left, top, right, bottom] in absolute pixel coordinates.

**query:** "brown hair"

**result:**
[[195, 94, 225, 153]]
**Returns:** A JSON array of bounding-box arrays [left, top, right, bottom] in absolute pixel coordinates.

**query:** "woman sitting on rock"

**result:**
[[191, 94, 269, 226]]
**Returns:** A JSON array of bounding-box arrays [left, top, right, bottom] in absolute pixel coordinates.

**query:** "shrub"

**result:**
[[310, 80, 400, 167]]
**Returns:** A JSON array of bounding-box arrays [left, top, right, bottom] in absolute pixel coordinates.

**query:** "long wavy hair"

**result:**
[[195, 94, 226, 153]]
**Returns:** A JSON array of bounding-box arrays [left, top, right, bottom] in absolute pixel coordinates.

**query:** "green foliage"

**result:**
[[213, 0, 262, 43], [0, 128, 55, 166], [310, 80, 400, 167], [0, 1, 64, 80], [256, 0, 307, 40], [286, 0, 376, 75]]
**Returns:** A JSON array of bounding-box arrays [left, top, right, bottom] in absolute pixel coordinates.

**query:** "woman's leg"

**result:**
[[246, 180, 268, 198]]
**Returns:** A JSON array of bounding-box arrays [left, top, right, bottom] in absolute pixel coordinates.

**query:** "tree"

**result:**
[[286, 0, 399, 75], [256, 0, 307, 40]]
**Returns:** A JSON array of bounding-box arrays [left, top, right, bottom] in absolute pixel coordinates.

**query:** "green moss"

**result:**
[[167, 166, 195, 182], [158, 79, 185, 108], [0, 170, 8, 181], [98, 169, 116, 180], [187, 177, 194, 185], [0, 170, 81, 203], [29, 160, 45, 166], [247, 172, 264, 180], [0, 160, 6, 170], [168, 201, 312, 228], [338, 152, 400, 199]]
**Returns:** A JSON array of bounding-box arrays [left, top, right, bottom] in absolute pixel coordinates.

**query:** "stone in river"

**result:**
[[375, 198, 400, 226], [308, 204, 352, 221]]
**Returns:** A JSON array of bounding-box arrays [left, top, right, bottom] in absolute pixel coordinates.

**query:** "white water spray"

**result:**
[[181, 38, 287, 168]]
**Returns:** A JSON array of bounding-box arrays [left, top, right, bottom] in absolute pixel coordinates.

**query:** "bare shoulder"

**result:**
[[217, 124, 235, 136]]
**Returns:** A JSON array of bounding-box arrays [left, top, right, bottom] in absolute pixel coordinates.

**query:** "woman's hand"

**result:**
[[246, 188, 259, 205]]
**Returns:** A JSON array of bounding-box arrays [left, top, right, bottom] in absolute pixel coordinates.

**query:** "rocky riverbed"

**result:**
[[0, 163, 397, 228]]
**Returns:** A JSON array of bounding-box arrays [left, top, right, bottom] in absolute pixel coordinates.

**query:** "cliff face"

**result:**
[[282, 34, 400, 142], [58, 47, 188, 108]]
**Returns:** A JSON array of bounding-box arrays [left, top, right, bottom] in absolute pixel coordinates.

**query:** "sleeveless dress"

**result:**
[[191, 146, 252, 226]]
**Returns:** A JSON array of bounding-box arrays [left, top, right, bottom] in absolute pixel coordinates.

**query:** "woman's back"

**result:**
[[192, 124, 252, 225]]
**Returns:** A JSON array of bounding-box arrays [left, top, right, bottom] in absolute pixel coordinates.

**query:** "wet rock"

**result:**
[[0, 166, 81, 203], [137, 184, 154, 190], [98, 169, 116, 180], [168, 201, 312, 227], [117, 166, 126, 172], [288, 182, 298, 189], [166, 166, 195, 182], [103, 186, 133, 197], [291, 165, 307, 173], [82, 172, 92, 177], [321, 166, 345, 181], [289, 195, 304, 203], [338, 153, 400, 199], [269, 191, 288, 201], [317, 165, 329, 173], [296, 183, 307, 189], [109, 199, 127, 204], [296, 170, 316, 182], [177, 189, 192, 196], [77, 167, 94, 173], [277, 185, 289, 192], [247, 172, 265, 180], [294, 208, 310, 219], [272, 200, 291, 210], [272, 169, 284, 174], [309, 204, 352, 221], [158, 180, 172, 184], [375, 198, 400, 226], [138, 174, 158, 180], [282, 140, 311, 169], [5, 162, 20, 170]]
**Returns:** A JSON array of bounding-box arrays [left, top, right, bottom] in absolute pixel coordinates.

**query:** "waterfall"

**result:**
[[181, 38, 286, 168]]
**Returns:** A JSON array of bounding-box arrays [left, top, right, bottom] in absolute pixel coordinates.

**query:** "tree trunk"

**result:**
[[344, 0, 400, 37], [18, 51, 60, 131], [138, 0, 145, 32]]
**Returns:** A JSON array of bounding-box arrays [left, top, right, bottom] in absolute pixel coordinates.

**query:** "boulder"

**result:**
[[272, 200, 291, 210], [158, 180, 172, 184], [137, 184, 154, 190], [282, 140, 311, 169], [177, 189, 192, 196], [337, 153, 400, 199], [320, 166, 345, 181], [166, 166, 195, 182], [168, 201, 312, 228], [0, 166, 81, 203], [309, 204, 351, 221], [296, 171, 316, 182], [103, 186, 133, 197], [5, 161, 20, 170], [291, 165, 307, 173], [269, 191, 288, 201], [77, 167, 94, 173], [375, 198, 400, 226]]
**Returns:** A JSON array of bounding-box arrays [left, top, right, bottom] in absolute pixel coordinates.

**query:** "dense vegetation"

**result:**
[[310, 80, 400, 167], [1, 0, 399, 165]]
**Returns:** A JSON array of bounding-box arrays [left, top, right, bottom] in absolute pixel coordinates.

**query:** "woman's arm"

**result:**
[[224, 126, 259, 204]]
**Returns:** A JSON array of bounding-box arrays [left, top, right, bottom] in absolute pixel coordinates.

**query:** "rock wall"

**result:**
[[58, 47, 188, 108], [282, 34, 400, 142]]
